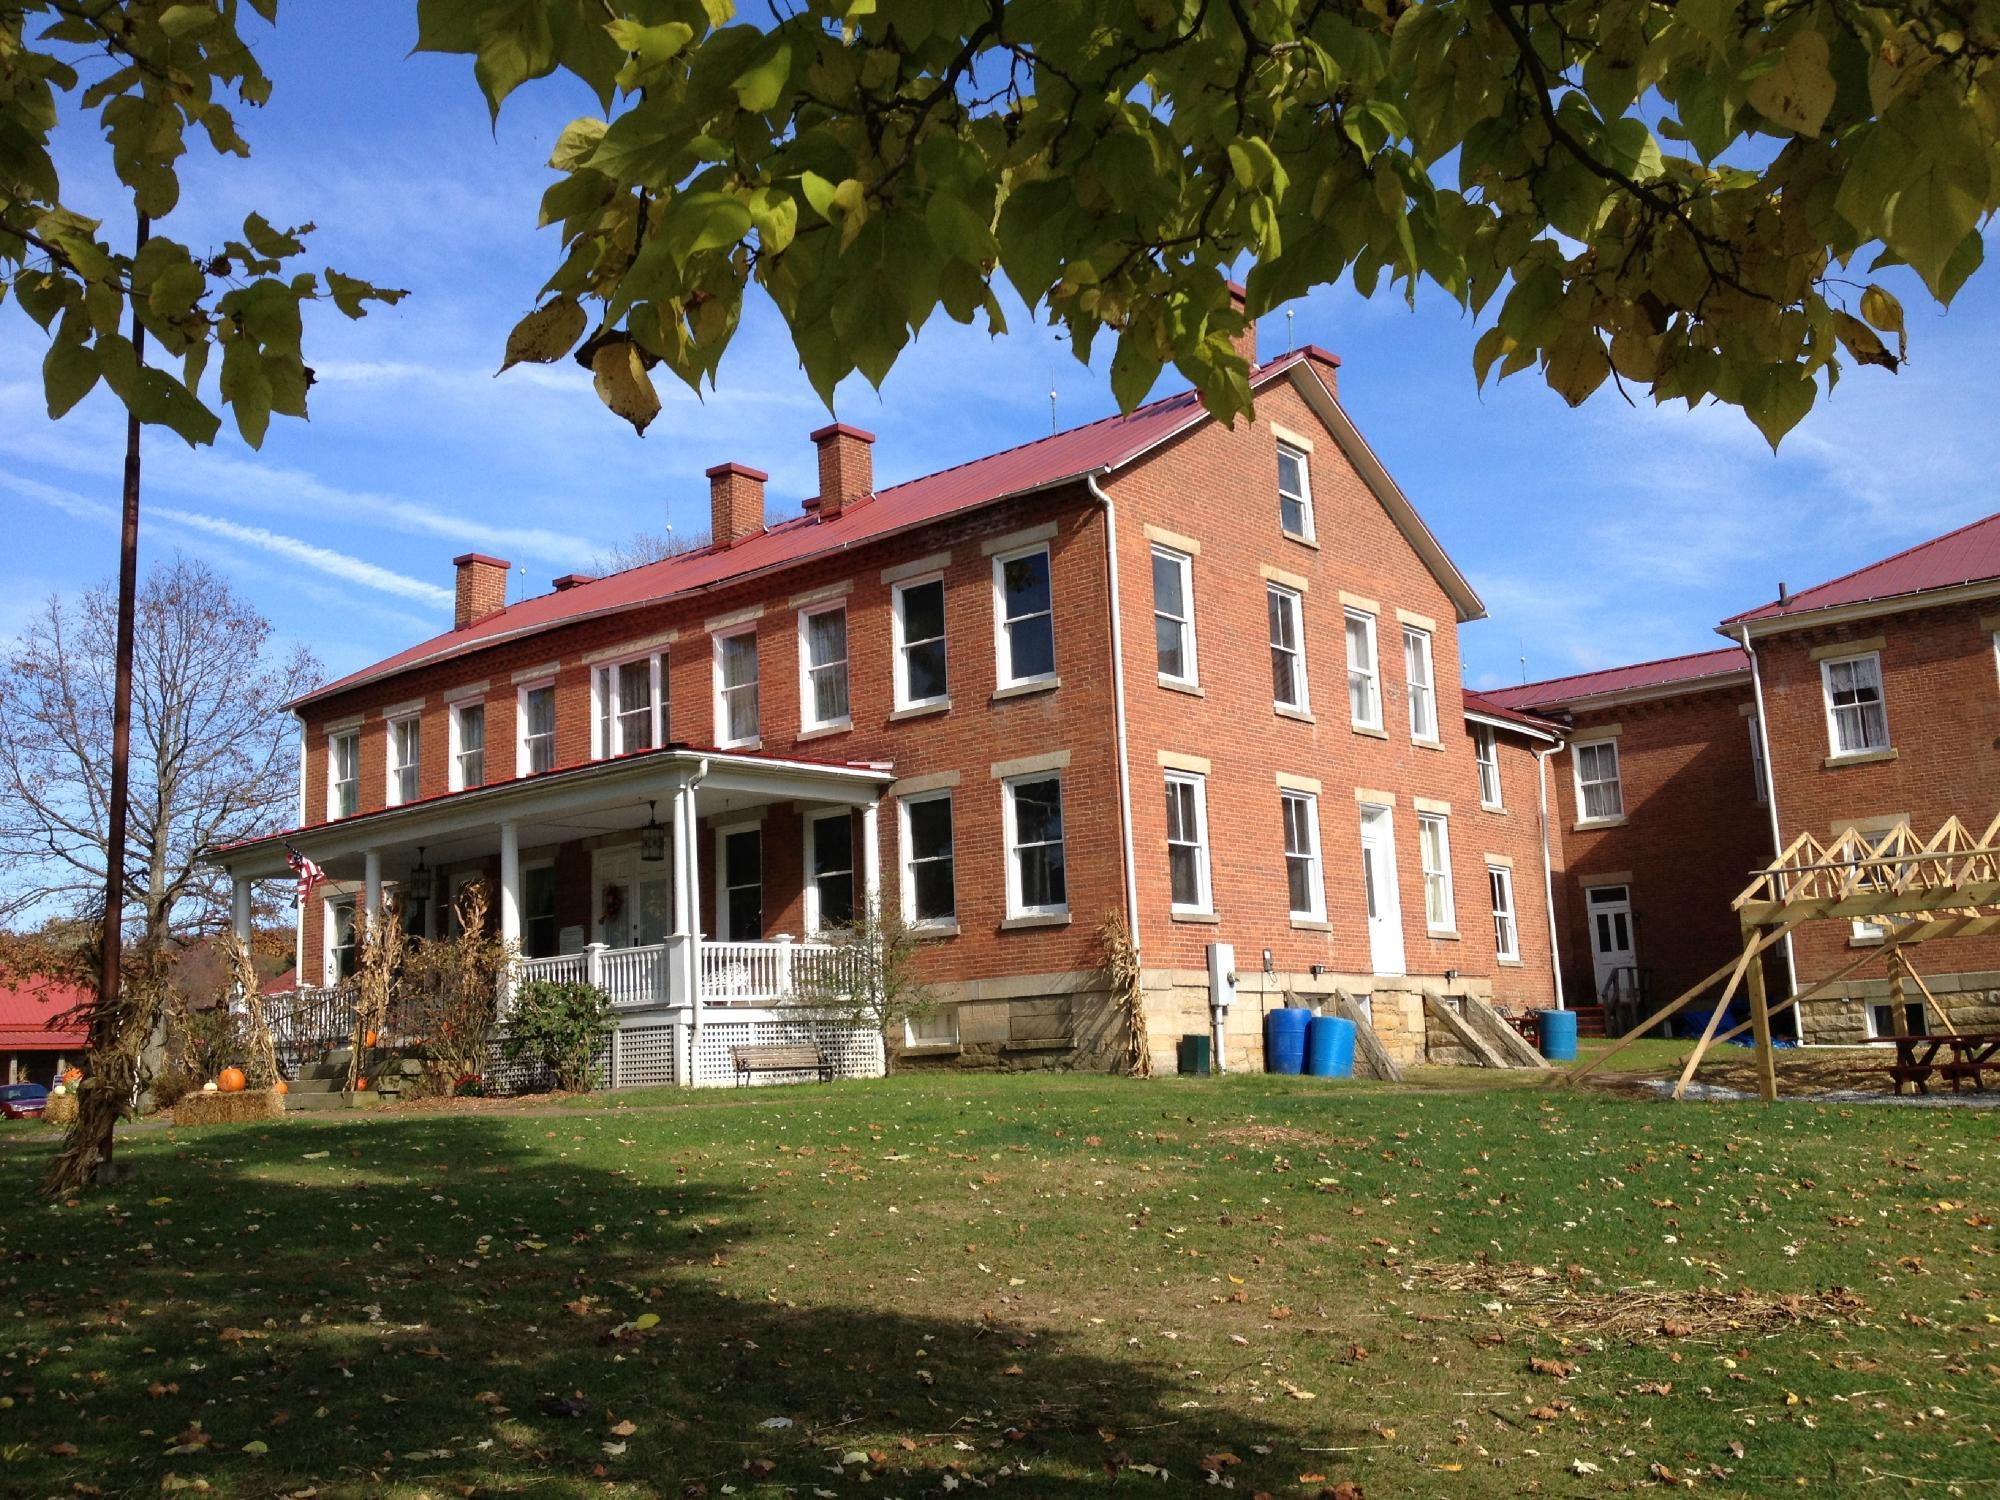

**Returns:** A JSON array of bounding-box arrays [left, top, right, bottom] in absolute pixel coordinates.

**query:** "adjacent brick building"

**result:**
[[215, 322, 1567, 1081]]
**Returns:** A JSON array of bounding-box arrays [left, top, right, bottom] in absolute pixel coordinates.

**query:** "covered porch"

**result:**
[[217, 746, 895, 1087]]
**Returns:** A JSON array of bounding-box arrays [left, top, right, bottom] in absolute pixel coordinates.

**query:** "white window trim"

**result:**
[[323, 893, 357, 982], [1002, 772, 1069, 919], [1163, 770, 1214, 915], [891, 572, 950, 712], [1151, 544, 1199, 688], [592, 651, 665, 760], [1282, 788, 1326, 922], [712, 627, 761, 750], [1820, 650, 1890, 757], [516, 678, 555, 778], [1474, 723, 1503, 810], [1277, 440, 1315, 541], [904, 1007, 960, 1048], [1345, 607, 1381, 730], [992, 543, 1058, 691], [1418, 810, 1456, 935], [448, 698, 486, 792], [803, 808, 855, 936], [1864, 999, 1926, 1039], [327, 730, 359, 821], [1268, 582, 1309, 713], [796, 600, 853, 734], [898, 788, 958, 931], [1572, 737, 1624, 826], [714, 819, 764, 942], [1488, 862, 1520, 961], [386, 713, 421, 808], [1404, 625, 1438, 743]]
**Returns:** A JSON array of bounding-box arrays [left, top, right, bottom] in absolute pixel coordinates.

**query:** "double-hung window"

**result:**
[[1474, 724, 1502, 809], [994, 545, 1056, 689], [1573, 739, 1623, 822], [715, 628, 760, 747], [594, 654, 664, 758], [806, 810, 855, 933], [1822, 651, 1889, 756], [1163, 771, 1212, 914], [519, 681, 555, 775], [900, 791, 957, 928], [326, 896, 358, 982], [1404, 626, 1437, 741], [893, 576, 949, 710], [1345, 609, 1381, 729], [387, 714, 420, 807], [450, 700, 485, 790], [328, 730, 359, 819], [1003, 774, 1068, 918], [798, 603, 850, 731], [1489, 862, 1519, 961], [1277, 442, 1314, 540], [1418, 811, 1455, 933], [1268, 584, 1308, 713], [1281, 790, 1325, 921], [1151, 545, 1197, 686]]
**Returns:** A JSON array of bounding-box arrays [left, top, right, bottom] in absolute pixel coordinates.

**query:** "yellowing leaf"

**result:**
[[591, 339, 661, 436], [499, 297, 587, 373], [1746, 30, 1837, 136]]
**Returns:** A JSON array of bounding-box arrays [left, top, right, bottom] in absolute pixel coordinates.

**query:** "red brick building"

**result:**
[[215, 329, 1566, 1083], [1493, 511, 2000, 1045]]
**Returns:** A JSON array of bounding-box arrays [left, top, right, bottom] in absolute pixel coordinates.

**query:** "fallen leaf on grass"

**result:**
[[1530, 1356, 1575, 1378], [608, 1420, 637, 1437]]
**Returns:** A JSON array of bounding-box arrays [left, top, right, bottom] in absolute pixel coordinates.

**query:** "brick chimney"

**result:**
[[809, 422, 875, 519], [707, 462, 768, 548], [452, 553, 510, 630], [552, 573, 597, 591], [1227, 280, 1256, 369]]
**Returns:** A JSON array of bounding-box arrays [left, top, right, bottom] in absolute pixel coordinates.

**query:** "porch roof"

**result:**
[[210, 743, 893, 881]]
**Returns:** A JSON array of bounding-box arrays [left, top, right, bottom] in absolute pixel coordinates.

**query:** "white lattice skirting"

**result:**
[[491, 1007, 885, 1092]]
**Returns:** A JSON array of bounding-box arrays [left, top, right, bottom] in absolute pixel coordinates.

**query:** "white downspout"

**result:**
[[1086, 474, 1145, 964], [1737, 627, 1798, 1024], [1535, 744, 1567, 1009]]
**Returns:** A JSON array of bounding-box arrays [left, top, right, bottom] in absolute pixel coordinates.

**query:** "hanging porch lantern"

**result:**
[[639, 801, 666, 863], [406, 846, 433, 902]]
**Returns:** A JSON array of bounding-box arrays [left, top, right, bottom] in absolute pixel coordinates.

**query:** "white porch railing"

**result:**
[[517, 938, 863, 1010]]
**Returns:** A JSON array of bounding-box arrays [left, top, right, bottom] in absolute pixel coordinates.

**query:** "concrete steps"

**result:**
[[281, 1047, 426, 1111]]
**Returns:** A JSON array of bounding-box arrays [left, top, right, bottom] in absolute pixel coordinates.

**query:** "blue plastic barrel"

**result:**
[[1305, 1015, 1357, 1078], [1265, 1007, 1311, 1075], [1537, 1008, 1579, 1062]]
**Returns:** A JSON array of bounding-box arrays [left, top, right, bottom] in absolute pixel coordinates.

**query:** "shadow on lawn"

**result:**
[[3, 1113, 1302, 1498]]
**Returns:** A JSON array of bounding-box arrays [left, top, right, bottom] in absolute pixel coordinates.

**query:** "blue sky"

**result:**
[[5, 4, 1996, 693]]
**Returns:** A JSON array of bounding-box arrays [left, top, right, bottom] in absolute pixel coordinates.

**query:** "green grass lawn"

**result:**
[[3, 1072, 1997, 1497]]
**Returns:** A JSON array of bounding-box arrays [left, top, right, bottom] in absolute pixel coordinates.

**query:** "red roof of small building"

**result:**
[[0, 976, 90, 1050], [1481, 647, 1750, 712], [259, 971, 297, 997], [1462, 689, 1564, 737], [295, 350, 1357, 709], [1725, 510, 2000, 625]]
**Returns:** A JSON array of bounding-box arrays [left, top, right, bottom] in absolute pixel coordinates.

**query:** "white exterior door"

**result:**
[[594, 847, 674, 949], [1588, 885, 1637, 999], [1358, 804, 1405, 977]]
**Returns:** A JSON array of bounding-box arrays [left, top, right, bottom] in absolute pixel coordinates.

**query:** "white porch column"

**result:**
[[363, 849, 383, 923], [498, 820, 522, 948], [863, 798, 883, 915], [231, 877, 253, 944], [676, 777, 703, 1083]]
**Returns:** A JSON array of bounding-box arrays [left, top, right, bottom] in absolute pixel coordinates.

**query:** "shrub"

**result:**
[[499, 980, 613, 1093]]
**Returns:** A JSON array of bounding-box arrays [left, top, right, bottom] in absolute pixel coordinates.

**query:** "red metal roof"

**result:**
[[1726, 510, 2000, 625], [1462, 689, 1564, 737], [0, 976, 90, 1049], [295, 349, 1345, 709], [1481, 647, 1750, 712]]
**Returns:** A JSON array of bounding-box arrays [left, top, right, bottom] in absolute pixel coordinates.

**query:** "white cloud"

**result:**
[[150, 512, 455, 608]]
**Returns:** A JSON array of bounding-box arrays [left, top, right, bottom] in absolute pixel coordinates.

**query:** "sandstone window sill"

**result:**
[[1159, 677, 1205, 697], [890, 700, 951, 722], [910, 920, 962, 939], [992, 678, 1060, 704], [795, 721, 852, 744], [1275, 705, 1316, 725], [1413, 737, 1447, 752], [1170, 909, 1221, 925], [1001, 911, 1071, 930], [1427, 929, 1462, 941], [1350, 722, 1388, 740], [1281, 530, 1320, 551], [1825, 747, 1899, 768], [1289, 917, 1332, 932], [1573, 816, 1628, 832]]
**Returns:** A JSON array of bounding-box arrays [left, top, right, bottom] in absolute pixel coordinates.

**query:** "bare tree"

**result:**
[[790, 898, 939, 1074], [0, 555, 319, 944], [592, 526, 711, 575]]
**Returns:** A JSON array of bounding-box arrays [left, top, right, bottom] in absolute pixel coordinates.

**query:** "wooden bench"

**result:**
[[730, 1043, 833, 1086]]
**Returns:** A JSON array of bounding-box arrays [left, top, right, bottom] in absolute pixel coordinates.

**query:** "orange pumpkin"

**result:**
[[218, 1066, 246, 1093], [62, 1066, 82, 1085], [272, 1080, 289, 1096], [363, 1029, 379, 1048], [354, 1077, 369, 1091]]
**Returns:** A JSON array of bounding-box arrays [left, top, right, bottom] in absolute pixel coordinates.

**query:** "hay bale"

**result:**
[[42, 1093, 77, 1126], [171, 1089, 286, 1127]]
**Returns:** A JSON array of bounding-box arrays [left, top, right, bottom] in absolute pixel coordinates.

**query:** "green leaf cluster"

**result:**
[[3, 2, 407, 447], [432, 0, 2000, 445]]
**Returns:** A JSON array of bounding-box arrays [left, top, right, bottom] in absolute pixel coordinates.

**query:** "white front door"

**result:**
[[1358, 804, 1405, 977], [1587, 884, 1637, 999], [594, 847, 674, 948]]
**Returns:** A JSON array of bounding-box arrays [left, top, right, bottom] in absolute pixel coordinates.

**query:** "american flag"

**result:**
[[285, 844, 326, 908]]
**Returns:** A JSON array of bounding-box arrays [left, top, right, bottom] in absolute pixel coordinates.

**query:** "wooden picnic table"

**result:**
[[1867, 1032, 2000, 1095]]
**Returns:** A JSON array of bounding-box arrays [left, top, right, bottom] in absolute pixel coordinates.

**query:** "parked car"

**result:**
[[0, 1083, 49, 1119]]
